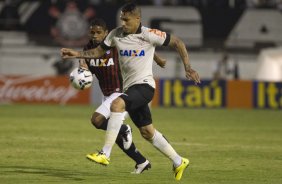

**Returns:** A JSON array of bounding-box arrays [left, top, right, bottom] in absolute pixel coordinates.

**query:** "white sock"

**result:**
[[150, 130, 182, 167], [102, 112, 124, 158]]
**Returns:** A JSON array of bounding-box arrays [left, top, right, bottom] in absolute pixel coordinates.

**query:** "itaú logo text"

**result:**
[[119, 50, 145, 57]]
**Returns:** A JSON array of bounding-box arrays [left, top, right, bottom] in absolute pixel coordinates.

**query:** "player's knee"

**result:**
[[110, 97, 125, 112], [91, 114, 104, 129], [139, 126, 154, 140]]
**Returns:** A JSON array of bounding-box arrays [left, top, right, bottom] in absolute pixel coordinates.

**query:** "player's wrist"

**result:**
[[77, 51, 83, 58], [184, 64, 192, 72]]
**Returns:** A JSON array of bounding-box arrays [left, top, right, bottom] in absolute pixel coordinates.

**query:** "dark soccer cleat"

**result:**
[[131, 160, 151, 174]]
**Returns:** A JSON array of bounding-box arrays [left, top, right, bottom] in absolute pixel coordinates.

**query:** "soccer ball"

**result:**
[[69, 67, 93, 90]]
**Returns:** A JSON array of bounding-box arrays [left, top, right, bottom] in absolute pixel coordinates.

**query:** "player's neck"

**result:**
[[134, 23, 142, 34], [124, 23, 142, 36]]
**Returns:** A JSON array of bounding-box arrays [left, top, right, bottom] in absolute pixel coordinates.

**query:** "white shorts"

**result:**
[[95, 92, 128, 119]]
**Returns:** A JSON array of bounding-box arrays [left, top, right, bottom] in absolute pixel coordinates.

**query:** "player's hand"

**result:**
[[61, 48, 79, 59], [157, 58, 166, 68], [185, 68, 201, 85], [79, 59, 89, 69]]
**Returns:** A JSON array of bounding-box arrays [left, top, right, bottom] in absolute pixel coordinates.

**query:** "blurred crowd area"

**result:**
[[1, 0, 281, 80], [2, 0, 282, 8], [92, 0, 282, 9]]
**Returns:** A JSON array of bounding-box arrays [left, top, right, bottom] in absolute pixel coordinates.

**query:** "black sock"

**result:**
[[116, 135, 146, 165], [118, 124, 128, 135]]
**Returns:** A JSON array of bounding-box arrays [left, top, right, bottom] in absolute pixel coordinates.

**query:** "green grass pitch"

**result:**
[[0, 104, 282, 184]]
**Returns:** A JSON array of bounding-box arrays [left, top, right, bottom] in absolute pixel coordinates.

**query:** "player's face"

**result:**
[[120, 12, 140, 34], [89, 25, 108, 44]]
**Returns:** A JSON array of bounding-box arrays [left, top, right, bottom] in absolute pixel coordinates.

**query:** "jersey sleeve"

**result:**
[[146, 28, 171, 47], [102, 29, 117, 49]]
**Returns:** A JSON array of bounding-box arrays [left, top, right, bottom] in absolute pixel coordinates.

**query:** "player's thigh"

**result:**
[[96, 92, 123, 119], [128, 104, 152, 128], [121, 84, 154, 111]]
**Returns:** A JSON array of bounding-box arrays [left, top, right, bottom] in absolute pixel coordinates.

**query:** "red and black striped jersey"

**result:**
[[84, 41, 122, 96]]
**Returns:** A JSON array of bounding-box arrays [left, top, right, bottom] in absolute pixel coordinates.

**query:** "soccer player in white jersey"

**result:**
[[61, 2, 200, 181], [80, 18, 166, 174]]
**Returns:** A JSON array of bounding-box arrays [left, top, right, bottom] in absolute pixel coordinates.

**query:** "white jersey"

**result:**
[[103, 25, 169, 91]]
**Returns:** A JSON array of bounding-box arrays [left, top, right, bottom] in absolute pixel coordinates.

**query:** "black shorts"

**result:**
[[120, 84, 155, 128]]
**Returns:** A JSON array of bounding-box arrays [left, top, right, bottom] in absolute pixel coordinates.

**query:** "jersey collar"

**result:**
[[123, 23, 142, 36]]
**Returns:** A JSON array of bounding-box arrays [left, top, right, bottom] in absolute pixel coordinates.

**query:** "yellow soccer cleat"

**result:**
[[173, 158, 189, 181], [86, 151, 110, 166]]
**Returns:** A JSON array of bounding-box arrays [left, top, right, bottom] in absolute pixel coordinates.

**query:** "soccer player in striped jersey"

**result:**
[[79, 18, 166, 174], [61, 3, 200, 180]]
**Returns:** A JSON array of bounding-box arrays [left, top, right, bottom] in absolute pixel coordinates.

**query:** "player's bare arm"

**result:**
[[154, 53, 166, 68], [61, 45, 106, 59], [168, 34, 201, 84]]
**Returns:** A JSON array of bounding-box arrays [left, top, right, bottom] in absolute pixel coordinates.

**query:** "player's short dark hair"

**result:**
[[121, 2, 140, 15], [90, 18, 108, 31]]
